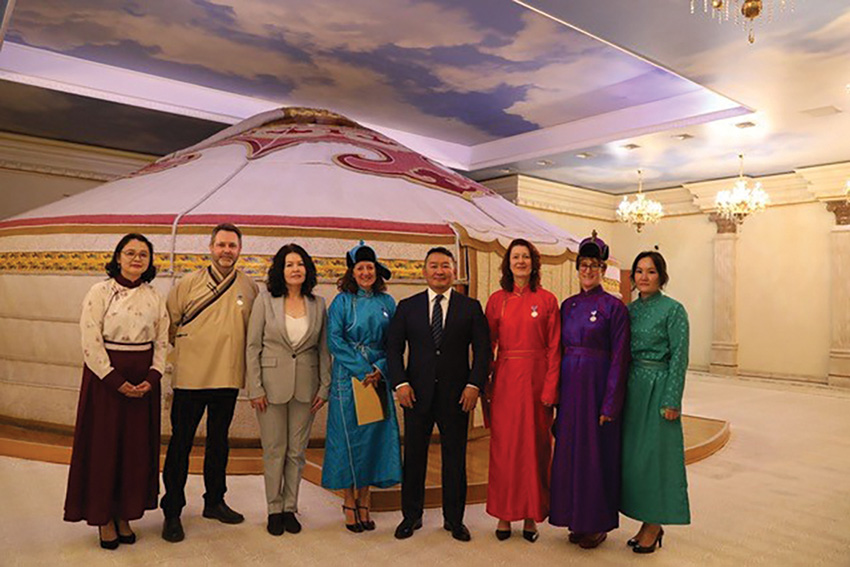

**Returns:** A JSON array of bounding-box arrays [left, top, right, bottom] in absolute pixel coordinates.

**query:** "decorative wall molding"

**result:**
[[796, 162, 850, 201], [709, 213, 738, 234], [0, 131, 154, 181], [483, 175, 617, 221], [826, 201, 850, 226]]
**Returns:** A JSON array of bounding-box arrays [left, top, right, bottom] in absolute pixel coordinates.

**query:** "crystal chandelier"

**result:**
[[616, 169, 664, 233], [714, 154, 770, 224], [690, 0, 796, 44]]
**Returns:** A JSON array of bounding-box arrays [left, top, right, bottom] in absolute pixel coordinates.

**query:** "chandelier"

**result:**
[[690, 0, 796, 44], [616, 169, 664, 233], [714, 154, 770, 224]]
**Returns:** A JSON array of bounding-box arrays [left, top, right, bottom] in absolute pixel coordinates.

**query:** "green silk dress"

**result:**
[[621, 292, 691, 525]]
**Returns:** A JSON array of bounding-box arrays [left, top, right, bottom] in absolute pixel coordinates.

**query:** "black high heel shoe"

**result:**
[[627, 536, 639, 547], [356, 503, 376, 531], [633, 527, 663, 554], [342, 505, 363, 533], [116, 519, 136, 544], [522, 529, 539, 542], [495, 528, 511, 541], [98, 525, 119, 550]]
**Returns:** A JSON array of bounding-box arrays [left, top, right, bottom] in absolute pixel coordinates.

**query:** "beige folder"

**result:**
[[351, 377, 386, 426]]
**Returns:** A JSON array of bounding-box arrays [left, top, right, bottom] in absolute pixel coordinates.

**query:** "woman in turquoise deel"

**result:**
[[322, 242, 402, 533], [621, 250, 691, 554]]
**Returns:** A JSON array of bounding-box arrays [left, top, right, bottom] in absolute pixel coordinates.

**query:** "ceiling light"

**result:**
[[536, 159, 553, 166], [616, 169, 664, 233], [714, 154, 770, 225], [673, 133, 694, 140], [690, 0, 795, 44], [622, 143, 641, 150], [735, 121, 756, 129], [575, 152, 594, 159]]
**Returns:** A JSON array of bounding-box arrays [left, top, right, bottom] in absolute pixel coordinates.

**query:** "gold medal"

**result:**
[[589, 309, 597, 323], [236, 293, 244, 307], [531, 305, 539, 318]]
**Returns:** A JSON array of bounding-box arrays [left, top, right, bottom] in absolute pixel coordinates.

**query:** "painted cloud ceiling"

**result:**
[[5, 0, 721, 145], [0, 0, 848, 193]]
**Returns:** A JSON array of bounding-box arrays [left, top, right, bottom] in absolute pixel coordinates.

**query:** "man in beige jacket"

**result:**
[[161, 223, 258, 543]]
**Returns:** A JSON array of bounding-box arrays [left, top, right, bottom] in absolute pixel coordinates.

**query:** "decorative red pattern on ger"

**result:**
[[214, 123, 494, 198], [180, 214, 455, 234], [0, 213, 453, 235], [125, 152, 202, 178]]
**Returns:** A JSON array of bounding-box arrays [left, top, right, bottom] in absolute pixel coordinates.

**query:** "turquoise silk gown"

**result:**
[[621, 292, 691, 525], [322, 289, 402, 490]]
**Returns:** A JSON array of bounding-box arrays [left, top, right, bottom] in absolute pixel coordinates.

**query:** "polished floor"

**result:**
[[2, 373, 849, 566]]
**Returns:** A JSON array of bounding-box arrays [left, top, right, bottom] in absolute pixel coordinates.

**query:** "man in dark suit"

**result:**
[[387, 247, 490, 542]]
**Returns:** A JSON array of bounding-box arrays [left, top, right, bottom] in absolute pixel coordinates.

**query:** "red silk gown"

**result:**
[[485, 285, 560, 521]]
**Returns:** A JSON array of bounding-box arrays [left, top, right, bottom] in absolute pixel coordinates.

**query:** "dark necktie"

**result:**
[[431, 294, 444, 346]]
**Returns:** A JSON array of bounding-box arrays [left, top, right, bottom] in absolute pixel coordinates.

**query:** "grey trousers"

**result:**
[[256, 400, 315, 514]]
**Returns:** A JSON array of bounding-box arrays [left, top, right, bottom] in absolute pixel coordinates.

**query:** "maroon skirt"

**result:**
[[63, 349, 161, 525]]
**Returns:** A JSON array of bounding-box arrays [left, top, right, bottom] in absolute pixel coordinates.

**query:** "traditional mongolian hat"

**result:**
[[346, 240, 392, 280], [577, 229, 609, 265]]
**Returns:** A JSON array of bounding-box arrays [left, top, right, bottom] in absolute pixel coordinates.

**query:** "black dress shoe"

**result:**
[[579, 532, 607, 549], [343, 505, 363, 533], [394, 517, 423, 539], [443, 522, 471, 542], [495, 529, 511, 541], [115, 519, 136, 544], [356, 504, 376, 531], [162, 517, 185, 543], [568, 531, 584, 544], [203, 501, 245, 524], [282, 512, 302, 534], [633, 527, 663, 554], [98, 526, 119, 550], [267, 513, 285, 536]]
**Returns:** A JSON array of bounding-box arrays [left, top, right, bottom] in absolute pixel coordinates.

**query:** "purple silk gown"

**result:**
[[549, 285, 630, 534]]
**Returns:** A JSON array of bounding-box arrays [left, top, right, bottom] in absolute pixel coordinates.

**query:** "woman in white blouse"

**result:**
[[246, 243, 331, 536], [64, 233, 169, 549]]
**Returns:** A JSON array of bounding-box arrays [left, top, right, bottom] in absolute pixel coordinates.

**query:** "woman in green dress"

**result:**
[[621, 251, 690, 554]]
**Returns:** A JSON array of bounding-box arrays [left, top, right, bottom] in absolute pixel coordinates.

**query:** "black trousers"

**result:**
[[160, 388, 238, 518], [401, 390, 469, 526]]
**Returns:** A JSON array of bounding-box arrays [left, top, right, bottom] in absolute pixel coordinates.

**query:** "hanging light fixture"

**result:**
[[714, 154, 770, 224], [690, 0, 796, 44], [616, 169, 664, 233]]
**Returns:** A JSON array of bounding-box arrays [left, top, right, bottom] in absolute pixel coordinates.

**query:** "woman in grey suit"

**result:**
[[246, 243, 331, 536]]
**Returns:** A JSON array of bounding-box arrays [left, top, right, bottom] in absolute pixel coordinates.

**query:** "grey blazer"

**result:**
[[245, 290, 331, 404]]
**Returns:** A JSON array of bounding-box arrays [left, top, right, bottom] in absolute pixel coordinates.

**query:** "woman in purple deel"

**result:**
[[549, 232, 630, 549]]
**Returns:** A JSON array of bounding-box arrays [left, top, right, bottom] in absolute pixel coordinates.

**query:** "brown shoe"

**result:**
[[579, 532, 607, 549]]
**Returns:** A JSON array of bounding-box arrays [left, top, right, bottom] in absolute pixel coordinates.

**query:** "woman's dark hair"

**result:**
[[630, 250, 669, 289], [105, 233, 157, 283], [337, 265, 387, 294], [267, 243, 317, 298], [499, 238, 541, 292]]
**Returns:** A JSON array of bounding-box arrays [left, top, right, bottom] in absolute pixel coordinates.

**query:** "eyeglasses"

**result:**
[[122, 250, 150, 260], [578, 262, 603, 271]]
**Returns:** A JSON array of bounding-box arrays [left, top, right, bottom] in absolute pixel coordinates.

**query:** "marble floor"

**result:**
[[2, 373, 849, 566]]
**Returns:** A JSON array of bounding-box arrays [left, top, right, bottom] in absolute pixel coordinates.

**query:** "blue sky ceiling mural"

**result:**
[[7, 0, 708, 145]]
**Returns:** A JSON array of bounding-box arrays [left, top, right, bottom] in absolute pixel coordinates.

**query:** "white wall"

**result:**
[[736, 203, 833, 379], [486, 172, 845, 383]]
